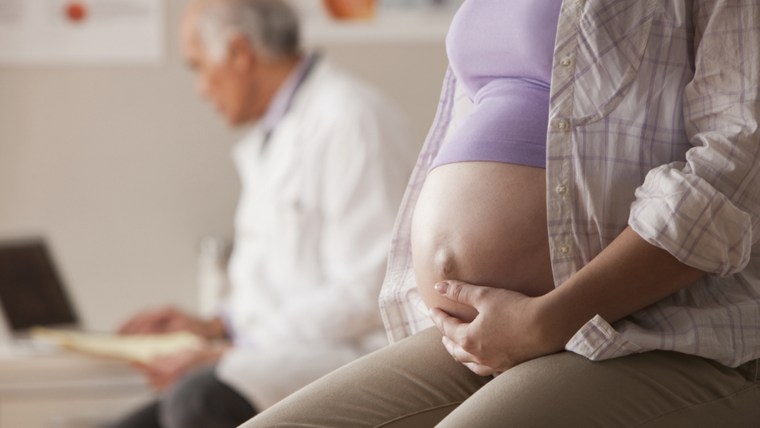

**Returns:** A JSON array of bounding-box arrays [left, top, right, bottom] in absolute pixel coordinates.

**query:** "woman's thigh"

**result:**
[[240, 327, 491, 428], [439, 351, 760, 428]]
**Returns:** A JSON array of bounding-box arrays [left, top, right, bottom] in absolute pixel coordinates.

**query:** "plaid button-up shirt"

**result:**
[[380, 0, 760, 367]]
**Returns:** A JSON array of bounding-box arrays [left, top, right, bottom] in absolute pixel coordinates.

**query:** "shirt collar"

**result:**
[[260, 53, 320, 140]]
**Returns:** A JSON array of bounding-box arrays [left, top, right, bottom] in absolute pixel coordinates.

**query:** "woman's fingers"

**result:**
[[430, 307, 470, 345], [463, 362, 498, 377], [441, 335, 477, 362], [439, 322, 499, 376], [435, 280, 490, 309], [432, 306, 485, 363]]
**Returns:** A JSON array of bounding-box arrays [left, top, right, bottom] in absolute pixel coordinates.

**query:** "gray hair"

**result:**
[[196, 0, 300, 63]]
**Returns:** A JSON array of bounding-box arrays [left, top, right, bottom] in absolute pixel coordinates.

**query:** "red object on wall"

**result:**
[[65, 2, 88, 23]]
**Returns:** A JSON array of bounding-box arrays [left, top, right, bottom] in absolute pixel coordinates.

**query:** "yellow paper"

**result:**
[[31, 328, 204, 363]]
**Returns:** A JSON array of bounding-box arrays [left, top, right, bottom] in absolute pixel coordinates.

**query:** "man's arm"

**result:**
[[119, 306, 228, 340]]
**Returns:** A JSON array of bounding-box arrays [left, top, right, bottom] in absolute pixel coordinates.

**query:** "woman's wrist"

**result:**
[[530, 289, 588, 354]]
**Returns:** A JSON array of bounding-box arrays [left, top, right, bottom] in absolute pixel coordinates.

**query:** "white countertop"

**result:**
[[0, 345, 147, 398]]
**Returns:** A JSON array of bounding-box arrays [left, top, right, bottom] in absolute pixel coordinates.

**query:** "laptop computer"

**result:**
[[0, 238, 80, 355]]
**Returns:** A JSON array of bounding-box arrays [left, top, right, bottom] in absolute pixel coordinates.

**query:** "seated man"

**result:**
[[110, 0, 416, 427]]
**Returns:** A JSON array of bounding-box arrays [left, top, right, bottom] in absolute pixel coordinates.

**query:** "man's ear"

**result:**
[[227, 34, 255, 71]]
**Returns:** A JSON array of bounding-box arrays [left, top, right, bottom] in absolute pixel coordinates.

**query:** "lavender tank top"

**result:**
[[431, 0, 563, 170]]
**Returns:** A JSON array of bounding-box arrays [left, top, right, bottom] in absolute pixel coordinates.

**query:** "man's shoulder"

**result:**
[[286, 57, 409, 144], [311, 58, 369, 89], [306, 59, 391, 110]]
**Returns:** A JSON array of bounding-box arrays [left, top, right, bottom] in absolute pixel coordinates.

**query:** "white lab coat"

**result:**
[[215, 59, 416, 409]]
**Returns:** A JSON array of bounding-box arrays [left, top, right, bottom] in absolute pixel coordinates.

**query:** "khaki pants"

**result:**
[[241, 328, 760, 427]]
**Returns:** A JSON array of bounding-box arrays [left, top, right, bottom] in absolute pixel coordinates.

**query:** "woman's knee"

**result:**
[[439, 351, 759, 428], [242, 328, 490, 428]]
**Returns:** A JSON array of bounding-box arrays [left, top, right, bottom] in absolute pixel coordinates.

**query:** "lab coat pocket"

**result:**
[[273, 195, 302, 263], [270, 193, 321, 292]]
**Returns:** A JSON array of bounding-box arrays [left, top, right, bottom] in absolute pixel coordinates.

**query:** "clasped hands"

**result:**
[[119, 307, 229, 390], [430, 280, 565, 377]]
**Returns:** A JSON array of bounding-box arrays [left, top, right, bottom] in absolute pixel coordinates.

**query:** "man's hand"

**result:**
[[118, 306, 226, 340], [430, 280, 562, 377], [132, 345, 228, 391]]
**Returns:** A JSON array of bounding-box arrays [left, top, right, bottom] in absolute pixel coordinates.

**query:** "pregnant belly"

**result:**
[[411, 162, 555, 322]]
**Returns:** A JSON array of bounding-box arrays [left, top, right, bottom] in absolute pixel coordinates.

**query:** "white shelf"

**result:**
[[302, 9, 456, 46]]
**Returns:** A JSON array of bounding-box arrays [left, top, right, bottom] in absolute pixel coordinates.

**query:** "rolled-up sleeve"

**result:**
[[629, 0, 760, 276]]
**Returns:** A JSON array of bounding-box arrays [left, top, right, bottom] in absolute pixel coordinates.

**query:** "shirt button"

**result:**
[[556, 184, 568, 195], [560, 57, 573, 67], [556, 119, 571, 131], [559, 245, 572, 255]]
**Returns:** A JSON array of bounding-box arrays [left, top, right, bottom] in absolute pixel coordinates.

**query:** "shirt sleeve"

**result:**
[[241, 96, 414, 346], [629, 0, 760, 276]]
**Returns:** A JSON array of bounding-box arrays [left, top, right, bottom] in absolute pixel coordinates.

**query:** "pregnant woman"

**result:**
[[244, 0, 760, 426], [411, 0, 559, 324]]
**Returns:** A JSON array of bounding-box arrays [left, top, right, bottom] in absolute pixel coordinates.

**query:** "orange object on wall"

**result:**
[[322, 0, 376, 20], [64, 1, 88, 23]]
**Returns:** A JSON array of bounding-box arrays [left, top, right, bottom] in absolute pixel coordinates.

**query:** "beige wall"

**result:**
[[0, 0, 448, 330]]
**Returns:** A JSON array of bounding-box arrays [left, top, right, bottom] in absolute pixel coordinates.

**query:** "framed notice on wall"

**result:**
[[0, 0, 164, 65]]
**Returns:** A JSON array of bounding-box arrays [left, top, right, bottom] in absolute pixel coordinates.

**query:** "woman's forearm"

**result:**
[[537, 227, 706, 349]]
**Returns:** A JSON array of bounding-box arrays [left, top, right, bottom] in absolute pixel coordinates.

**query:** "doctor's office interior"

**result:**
[[5, 0, 760, 427], [0, 0, 460, 426]]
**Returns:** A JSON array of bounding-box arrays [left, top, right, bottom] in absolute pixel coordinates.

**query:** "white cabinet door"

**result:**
[[0, 392, 153, 428]]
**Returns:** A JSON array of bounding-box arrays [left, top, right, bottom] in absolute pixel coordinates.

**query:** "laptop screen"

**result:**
[[0, 238, 79, 332]]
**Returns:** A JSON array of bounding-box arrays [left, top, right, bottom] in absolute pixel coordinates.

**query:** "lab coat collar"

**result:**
[[260, 52, 321, 144]]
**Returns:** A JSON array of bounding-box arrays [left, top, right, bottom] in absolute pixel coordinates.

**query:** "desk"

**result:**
[[0, 350, 154, 428]]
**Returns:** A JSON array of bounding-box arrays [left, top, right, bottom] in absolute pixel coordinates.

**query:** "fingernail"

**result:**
[[435, 281, 449, 294]]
